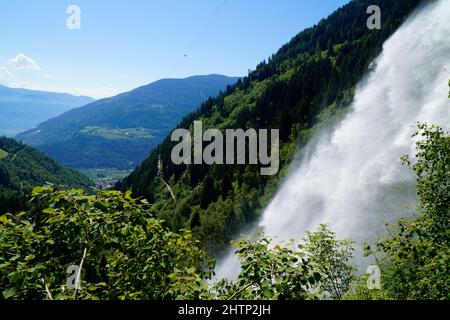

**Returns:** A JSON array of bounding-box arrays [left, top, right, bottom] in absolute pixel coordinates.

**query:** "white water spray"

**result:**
[[216, 0, 450, 279]]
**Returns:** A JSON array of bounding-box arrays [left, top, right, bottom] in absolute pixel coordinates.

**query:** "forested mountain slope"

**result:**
[[0, 136, 92, 214], [117, 0, 423, 253], [17, 75, 239, 170]]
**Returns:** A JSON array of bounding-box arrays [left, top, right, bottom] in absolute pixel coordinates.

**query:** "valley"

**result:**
[[80, 168, 132, 190], [0, 0, 448, 303], [16, 74, 239, 170]]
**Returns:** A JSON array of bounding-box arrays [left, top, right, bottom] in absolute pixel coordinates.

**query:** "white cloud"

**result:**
[[8, 53, 41, 71], [3, 53, 119, 99], [8, 81, 119, 99], [0, 67, 13, 84]]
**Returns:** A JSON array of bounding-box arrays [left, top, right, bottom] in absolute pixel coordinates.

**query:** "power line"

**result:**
[[165, 0, 229, 78]]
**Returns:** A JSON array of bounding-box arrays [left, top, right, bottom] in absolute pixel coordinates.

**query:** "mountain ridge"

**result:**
[[0, 136, 93, 214], [0, 84, 94, 136], [16, 74, 239, 169]]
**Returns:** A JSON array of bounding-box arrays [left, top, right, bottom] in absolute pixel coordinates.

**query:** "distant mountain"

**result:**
[[0, 85, 94, 136], [17, 75, 239, 169], [0, 136, 93, 214]]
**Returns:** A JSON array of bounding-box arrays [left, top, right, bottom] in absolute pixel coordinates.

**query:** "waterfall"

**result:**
[[215, 0, 450, 280]]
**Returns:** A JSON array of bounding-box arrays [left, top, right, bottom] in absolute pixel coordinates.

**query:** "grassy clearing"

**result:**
[[80, 126, 157, 140], [0, 148, 9, 159], [79, 168, 132, 181]]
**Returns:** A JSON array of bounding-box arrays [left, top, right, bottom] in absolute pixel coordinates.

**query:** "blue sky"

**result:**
[[0, 0, 350, 98]]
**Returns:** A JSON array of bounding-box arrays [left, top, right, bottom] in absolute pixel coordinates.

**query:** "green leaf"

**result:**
[[187, 267, 196, 274], [3, 288, 16, 299]]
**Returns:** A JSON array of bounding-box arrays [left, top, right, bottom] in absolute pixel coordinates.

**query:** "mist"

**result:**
[[215, 0, 450, 280]]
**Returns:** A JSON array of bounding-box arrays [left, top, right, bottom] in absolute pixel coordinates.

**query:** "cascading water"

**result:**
[[215, 0, 450, 280]]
